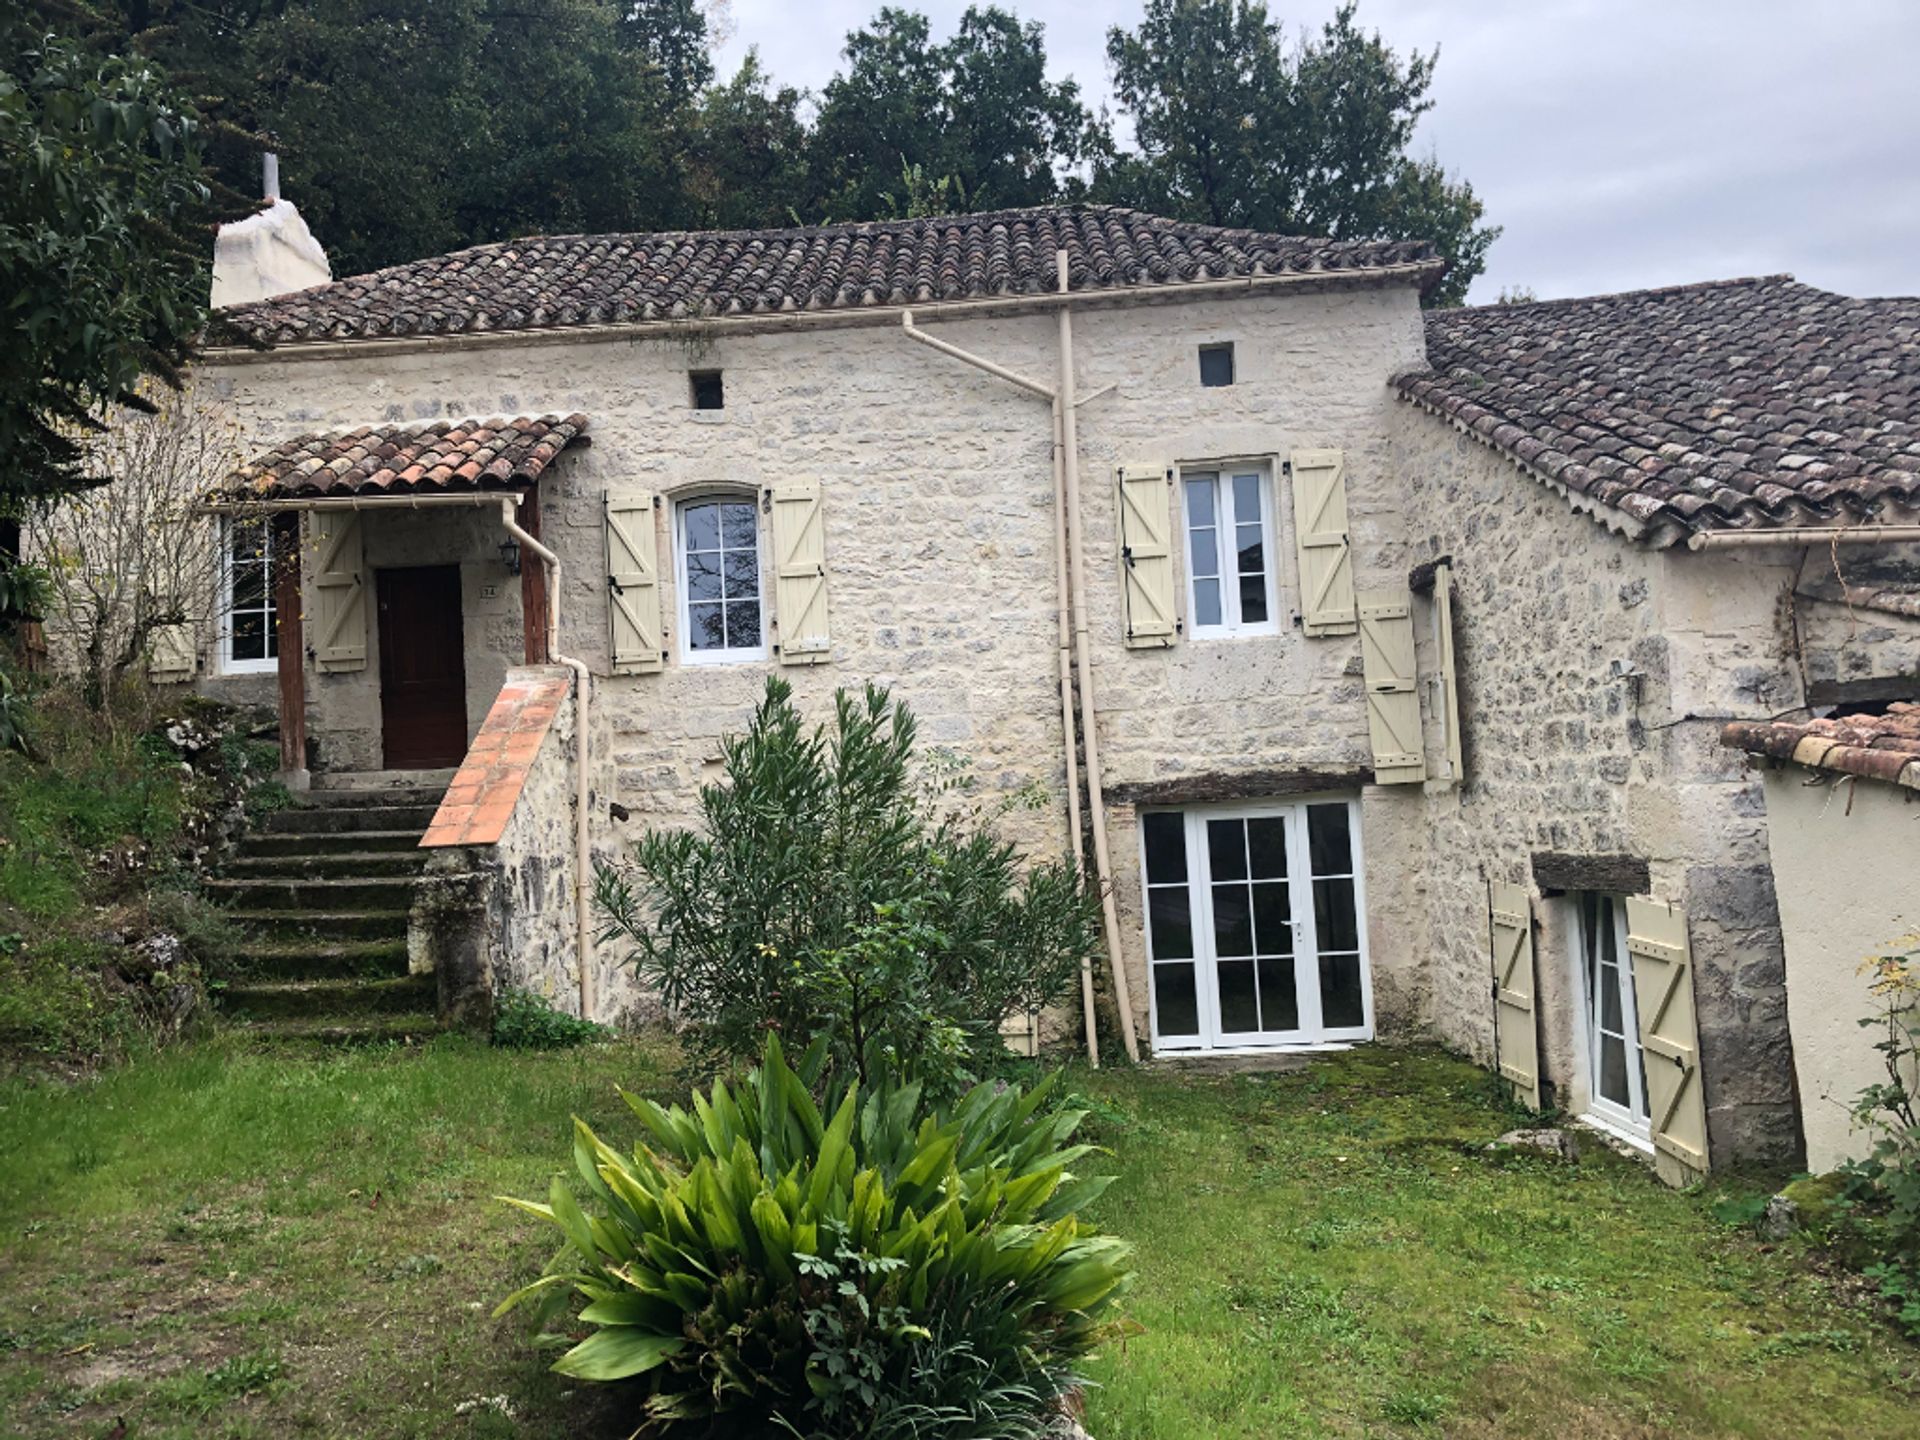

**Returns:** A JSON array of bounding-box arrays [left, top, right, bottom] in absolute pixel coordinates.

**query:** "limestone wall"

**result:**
[[1391, 405, 1808, 1165], [196, 281, 1434, 1036]]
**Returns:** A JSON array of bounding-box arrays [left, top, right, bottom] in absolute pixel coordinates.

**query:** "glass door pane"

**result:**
[[1305, 804, 1366, 1032], [1205, 814, 1302, 1042], [1143, 812, 1202, 1044]]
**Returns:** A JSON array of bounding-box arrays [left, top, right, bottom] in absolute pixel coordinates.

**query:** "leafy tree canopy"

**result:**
[[0, 2, 239, 514], [1100, 0, 1497, 305]]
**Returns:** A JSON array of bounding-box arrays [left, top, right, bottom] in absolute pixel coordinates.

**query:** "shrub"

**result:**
[[496, 1035, 1132, 1437], [594, 678, 1100, 1096], [491, 989, 609, 1050], [1838, 937, 1920, 1334]]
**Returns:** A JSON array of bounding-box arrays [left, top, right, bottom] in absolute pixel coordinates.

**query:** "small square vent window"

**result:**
[[1199, 343, 1235, 387], [690, 369, 725, 410]]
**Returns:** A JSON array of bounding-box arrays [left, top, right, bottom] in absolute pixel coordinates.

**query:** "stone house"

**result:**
[[147, 205, 1919, 1182]]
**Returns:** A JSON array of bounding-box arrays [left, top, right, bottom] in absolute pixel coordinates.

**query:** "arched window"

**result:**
[[675, 493, 765, 662]]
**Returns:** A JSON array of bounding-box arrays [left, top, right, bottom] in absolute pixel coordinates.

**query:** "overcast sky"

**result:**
[[713, 0, 1920, 306]]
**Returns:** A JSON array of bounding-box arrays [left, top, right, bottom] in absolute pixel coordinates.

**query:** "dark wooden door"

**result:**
[[376, 566, 468, 769]]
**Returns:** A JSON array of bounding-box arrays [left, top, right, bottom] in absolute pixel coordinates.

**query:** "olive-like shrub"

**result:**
[[497, 1036, 1132, 1437]]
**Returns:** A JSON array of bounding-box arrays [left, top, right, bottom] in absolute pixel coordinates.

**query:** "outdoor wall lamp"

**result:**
[[498, 536, 522, 576]]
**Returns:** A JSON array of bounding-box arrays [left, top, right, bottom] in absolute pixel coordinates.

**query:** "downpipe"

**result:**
[[1053, 252, 1141, 1063], [901, 259, 1144, 1065], [498, 499, 596, 1021]]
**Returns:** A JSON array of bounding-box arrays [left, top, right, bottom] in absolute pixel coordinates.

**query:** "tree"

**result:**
[[25, 393, 261, 713], [594, 678, 1099, 1093], [684, 51, 811, 231], [0, 5, 237, 521], [111, 0, 713, 276], [1101, 0, 1497, 306], [809, 6, 1095, 221]]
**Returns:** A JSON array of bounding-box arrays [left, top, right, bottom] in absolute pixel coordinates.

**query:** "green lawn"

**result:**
[[0, 1037, 1911, 1439]]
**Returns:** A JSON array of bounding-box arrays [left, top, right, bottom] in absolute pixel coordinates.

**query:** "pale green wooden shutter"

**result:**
[[1625, 897, 1711, 1187], [1434, 561, 1465, 783], [1117, 463, 1177, 649], [1357, 590, 1426, 785], [1290, 449, 1357, 636], [605, 490, 663, 675], [311, 511, 367, 673], [147, 622, 198, 682], [769, 481, 829, 665], [1488, 880, 1541, 1111]]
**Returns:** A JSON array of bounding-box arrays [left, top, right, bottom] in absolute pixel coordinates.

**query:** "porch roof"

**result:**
[[1722, 701, 1920, 790], [221, 413, 589, 501]]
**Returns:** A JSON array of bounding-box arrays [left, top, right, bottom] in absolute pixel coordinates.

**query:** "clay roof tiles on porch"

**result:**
[[1722, 702, 1920, 791], [1395, 277, 1920, 541], [217, 205, 1442, 345], [224, 414, 589, 500]]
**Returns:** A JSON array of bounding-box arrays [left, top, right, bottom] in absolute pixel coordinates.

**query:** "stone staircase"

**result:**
[[209, 771, 453, 1042]]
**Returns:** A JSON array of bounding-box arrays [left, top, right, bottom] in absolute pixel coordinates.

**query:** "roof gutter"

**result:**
[[1687, 524, 1920, 550], [198, 260, 1445, 368], [198, 491, 526, 514]]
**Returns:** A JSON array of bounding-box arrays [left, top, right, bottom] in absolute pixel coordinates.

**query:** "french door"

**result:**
[[1142, 799, 1372, 1051], [1574, 893, 1651, 1142]]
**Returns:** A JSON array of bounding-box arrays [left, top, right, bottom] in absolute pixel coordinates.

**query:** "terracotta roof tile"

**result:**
[[1722, 702, 1920, 790], [218, 206, 1441, 345], [223, 414, 589, 500], [1396, 277, 1920, 539]]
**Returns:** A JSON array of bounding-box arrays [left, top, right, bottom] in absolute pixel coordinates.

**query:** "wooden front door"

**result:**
[[376, 566, 468, 769]]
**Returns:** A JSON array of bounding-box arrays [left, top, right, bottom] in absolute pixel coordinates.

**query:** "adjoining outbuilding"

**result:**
[[1722, 702, 1920, 1174]]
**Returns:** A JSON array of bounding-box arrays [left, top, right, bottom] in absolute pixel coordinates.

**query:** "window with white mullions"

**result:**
[[1142, 799, 1371, 1051], [676, 495, 765, 663], [221, 516, 277, 675], [1574, 893, 1652, 1142], [1182, 465, 1277, 636]]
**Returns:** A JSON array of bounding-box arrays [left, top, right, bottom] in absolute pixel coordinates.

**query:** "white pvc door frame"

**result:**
[[1142, 795, 1374, 1053], [1569, 892, 1653, 1148]]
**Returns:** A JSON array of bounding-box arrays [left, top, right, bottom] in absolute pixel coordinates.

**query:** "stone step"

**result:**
[[238, 936, 411, 981], [295, 786, 449, 810], [224, 908, 411, 942], [311, 768, 457, 792], [265, 805, 441, 835], [224, 850, 428, 879], [222, 973, 435, 1021], [237, 829, 426, 858], [207, 874, 421, 912], [243, 1011, 446, 1046]]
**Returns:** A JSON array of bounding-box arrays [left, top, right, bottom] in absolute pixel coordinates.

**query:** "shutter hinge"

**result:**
[[1281, 459, 1293, 475], [1121, 545, 1135, 568], [608, 575, 623, 595], [762, 490, 773, 513]]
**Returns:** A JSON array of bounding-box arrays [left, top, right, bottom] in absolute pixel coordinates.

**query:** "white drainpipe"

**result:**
[[498, 500, 595, 1022], [900, 249, 1144, 1065]]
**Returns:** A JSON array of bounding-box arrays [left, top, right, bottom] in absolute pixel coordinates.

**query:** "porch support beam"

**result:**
[[271, 510, 309, 790], [520, 480, 550, 665]]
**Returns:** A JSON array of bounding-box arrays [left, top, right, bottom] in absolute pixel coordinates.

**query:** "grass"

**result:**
[[1075, 1048, 1918, 1439], [0, 1037, 1913, 1438]]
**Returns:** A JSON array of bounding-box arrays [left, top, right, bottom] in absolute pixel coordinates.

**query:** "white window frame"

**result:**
[[1179, 462, 1280, 638], [219, 515, 278, 676], [1568, 893, 1653, 1149], [1139, 795, 1373, 1054], [674, 490, 768, 665]]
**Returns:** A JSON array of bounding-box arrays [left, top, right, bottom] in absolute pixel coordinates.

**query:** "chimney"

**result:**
[[210, 151, 331, 309]]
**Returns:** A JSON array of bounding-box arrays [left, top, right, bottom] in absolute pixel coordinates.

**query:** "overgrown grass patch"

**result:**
[[0, 1038, 1913, 1438], [1076, 1048, 1919, 1439]]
